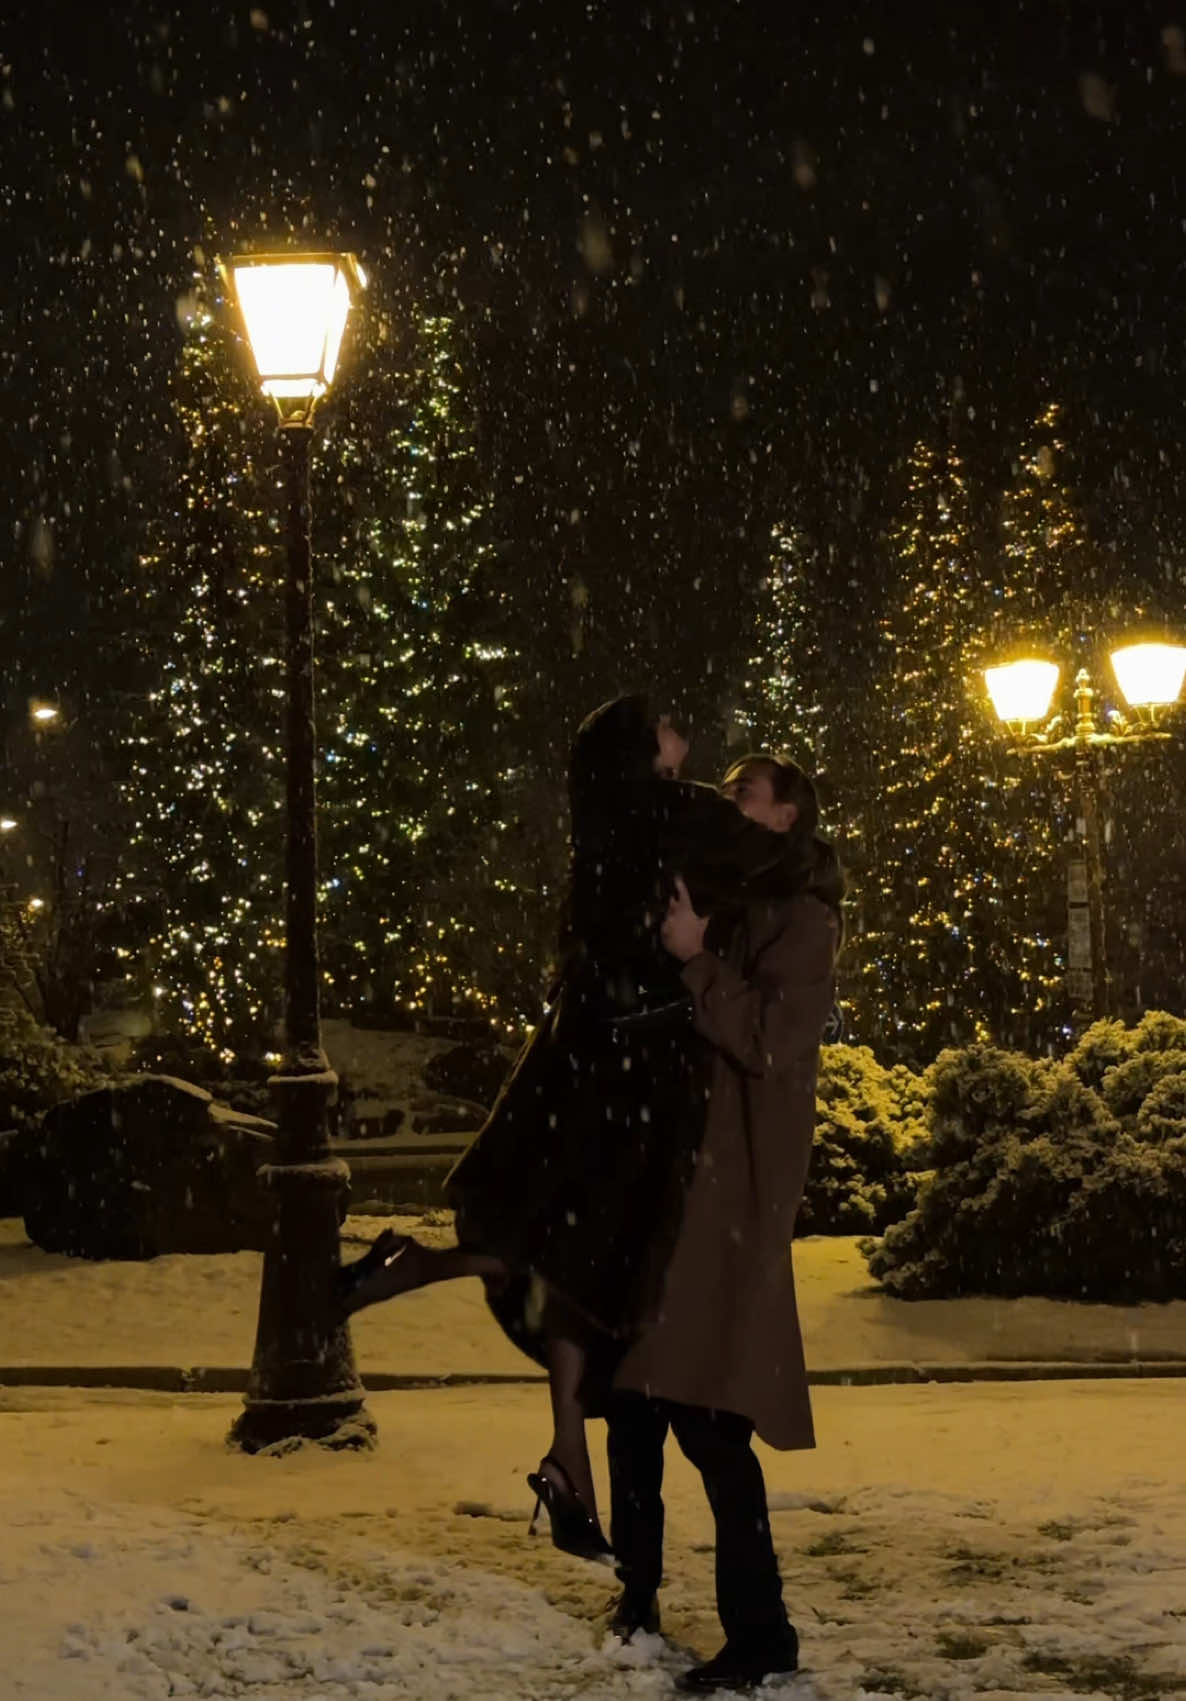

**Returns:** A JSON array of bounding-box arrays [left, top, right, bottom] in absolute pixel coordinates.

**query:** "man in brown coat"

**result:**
[[605, 755, 842, 1694]]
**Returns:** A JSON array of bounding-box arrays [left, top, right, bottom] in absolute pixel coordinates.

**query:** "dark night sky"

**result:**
[[4, 0, 1186, 746]]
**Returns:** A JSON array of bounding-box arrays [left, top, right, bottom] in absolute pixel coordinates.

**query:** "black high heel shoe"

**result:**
[[526, 1455, 614, 1565], [336, 1229, 409, 1315]]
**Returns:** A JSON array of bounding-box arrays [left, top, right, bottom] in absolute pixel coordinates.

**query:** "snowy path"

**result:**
[[3, 1221, 1185, 1378], [2, 1381, 1184, 1699]]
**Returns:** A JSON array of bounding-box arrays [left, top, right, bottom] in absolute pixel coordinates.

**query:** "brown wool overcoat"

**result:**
[[613, 891, 839, 1451]]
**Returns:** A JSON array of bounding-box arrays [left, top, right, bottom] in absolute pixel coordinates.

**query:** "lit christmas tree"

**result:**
[[853, 438, 1065, 1063], [122, 286, 538, 1057], [733, 522, 828, 767], [313, 309, 540, 1032], [991, 400, 1097, 664], [121, 286, 285, 1056], [732, 518, 868, 941]]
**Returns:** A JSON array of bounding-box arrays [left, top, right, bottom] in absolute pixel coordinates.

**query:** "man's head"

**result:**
[[720, 754, 819, 837]]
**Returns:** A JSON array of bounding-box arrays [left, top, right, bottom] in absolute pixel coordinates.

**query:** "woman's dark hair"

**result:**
[[568, 693, 660, 815], [722, 752, 846, 926], [561, 694, 665, 960]]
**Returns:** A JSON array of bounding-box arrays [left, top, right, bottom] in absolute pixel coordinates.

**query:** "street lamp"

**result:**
[[217, 251, 373, 1453], [984, 641, 1186, 1028]]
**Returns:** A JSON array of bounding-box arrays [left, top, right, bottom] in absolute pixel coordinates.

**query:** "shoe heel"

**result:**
[[529, 1493, 543, 1535]]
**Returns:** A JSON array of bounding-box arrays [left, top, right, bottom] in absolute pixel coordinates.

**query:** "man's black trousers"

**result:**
[[606, 1393, 792, 1650]]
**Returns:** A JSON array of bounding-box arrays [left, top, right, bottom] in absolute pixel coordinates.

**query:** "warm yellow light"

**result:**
[[31, 703, 59, 724], [1110, 642, 1186, 711], [984, 659, 1060, 726], [222, 252, 365, 403], [0, 817, 17, 833]]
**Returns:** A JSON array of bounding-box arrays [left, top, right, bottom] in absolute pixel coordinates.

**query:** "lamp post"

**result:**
[[217, 251, 375, 1452], [984, 641, 1186, 1029]]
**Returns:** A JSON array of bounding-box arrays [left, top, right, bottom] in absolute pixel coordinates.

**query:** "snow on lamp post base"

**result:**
[[218, 252, 374, 1454]]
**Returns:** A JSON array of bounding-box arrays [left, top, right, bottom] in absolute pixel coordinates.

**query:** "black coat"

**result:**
[[446, 773, 796, 1368]]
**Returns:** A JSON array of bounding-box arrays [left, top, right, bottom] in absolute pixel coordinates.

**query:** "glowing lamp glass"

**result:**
[[230, 258, 356, 401], [1110, 642, 1186, 710], [984, 659, 1059, 726]]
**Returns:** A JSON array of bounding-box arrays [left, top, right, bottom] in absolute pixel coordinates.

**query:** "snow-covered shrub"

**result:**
[[861, 1014, 1186, 1302], [1099, 1050, 1186, 1122], [1127, 1009, 1186, 1053], [887, 1061, 930, 1140], [1064, 1018, 1130, 1090], [1069, 1011, 1186, 1084], [0, 1010, 109, 1138], [798, 1044, 928, 1235], [1136, 1072, 1186, 1147], [926, 1044, 1042, 1168], [1058, 1136, 1186, 1303]]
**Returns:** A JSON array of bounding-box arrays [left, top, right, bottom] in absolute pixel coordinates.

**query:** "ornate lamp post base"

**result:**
[[231, 1397, 375, 1456], [230, 1392, 375, 1456], [230, 1069, 376, 1454]]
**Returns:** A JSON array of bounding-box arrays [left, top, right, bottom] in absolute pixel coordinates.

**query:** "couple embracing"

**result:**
[[341, 693, 843, 1693]]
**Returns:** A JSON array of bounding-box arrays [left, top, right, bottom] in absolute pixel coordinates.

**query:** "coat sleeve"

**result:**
[[679, 897, 838, 1078]]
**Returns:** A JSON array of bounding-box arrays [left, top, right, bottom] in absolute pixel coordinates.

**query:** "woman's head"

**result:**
[[569, 694, 688, 801], [720, 754, 820, 838]]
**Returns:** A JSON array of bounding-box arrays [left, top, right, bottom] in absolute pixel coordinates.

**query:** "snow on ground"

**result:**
[[2, 1380, 1185, 1699], [2, 1221, 1185, 1377]]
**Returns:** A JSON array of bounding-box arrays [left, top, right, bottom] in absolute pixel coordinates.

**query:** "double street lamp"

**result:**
[[984, 641, 1186, 1028], [217, 252, 374, 1452]]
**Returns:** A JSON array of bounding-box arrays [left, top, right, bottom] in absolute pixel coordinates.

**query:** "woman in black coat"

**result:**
[[340, 695, 800, 1555]]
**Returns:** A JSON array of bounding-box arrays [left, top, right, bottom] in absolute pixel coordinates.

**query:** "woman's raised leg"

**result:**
[[340, 1230, 506, 1315]]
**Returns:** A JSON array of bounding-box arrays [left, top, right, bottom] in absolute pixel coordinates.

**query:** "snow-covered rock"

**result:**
[[16, 1075, 276, 1260]]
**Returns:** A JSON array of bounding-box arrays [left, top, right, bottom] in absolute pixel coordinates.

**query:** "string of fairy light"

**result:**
[[119, 292, 535, 1058]]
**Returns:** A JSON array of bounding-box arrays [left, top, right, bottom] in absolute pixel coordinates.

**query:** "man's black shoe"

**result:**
[[675, 1630, 799, 1692], [608, 1590, 660, 1643]]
